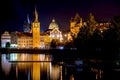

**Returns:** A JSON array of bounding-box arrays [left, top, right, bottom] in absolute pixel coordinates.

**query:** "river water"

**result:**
[[0, 52, 119, 80]]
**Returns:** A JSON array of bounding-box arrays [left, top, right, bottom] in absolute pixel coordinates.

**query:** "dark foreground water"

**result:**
[[0, 52, 120, 80]]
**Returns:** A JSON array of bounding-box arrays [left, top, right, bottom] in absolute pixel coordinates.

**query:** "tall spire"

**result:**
[[27, 14, 30, 24], [34, 6, 38, 22]]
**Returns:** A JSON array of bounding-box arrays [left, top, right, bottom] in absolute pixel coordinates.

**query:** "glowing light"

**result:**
[[58, 46, 64, 50], [64, 34, 67, 37], [39, 54, 45, 61], [51, 35, 55, 37], [10, 53, 17, 61], [57, 34, 59, 37]]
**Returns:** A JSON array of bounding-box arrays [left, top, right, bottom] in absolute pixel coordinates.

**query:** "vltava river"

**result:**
[[0, 52, 119, 80], [1, 53, 63, 80]]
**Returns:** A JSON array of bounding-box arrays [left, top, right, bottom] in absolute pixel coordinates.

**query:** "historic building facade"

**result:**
[[49, 19, 63, 42], [32, 8, 40, 48], [1, 11, 111, 48], [10, 31, 32, 48], [1, 31, 11, 48], [1, 8, 69, 48]]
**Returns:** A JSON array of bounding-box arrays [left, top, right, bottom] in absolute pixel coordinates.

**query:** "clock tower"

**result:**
[[32, 8, 40, 48]]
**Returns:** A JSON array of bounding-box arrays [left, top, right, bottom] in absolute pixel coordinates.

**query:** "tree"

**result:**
[[5, 42, 11, 48], [50, 39, 58, 48], [112, 16, 120, 41], [86, 13, 97, 35], [75, 13, 97, 43], [73, 13, 98, 58]]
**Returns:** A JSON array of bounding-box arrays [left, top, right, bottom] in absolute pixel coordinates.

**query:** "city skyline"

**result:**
[[0, 0, 120, 32]]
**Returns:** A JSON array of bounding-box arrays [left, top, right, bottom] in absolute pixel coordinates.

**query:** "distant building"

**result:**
[[49, 19, 63, 42], [49, 19, 59, 30], [1, 31, 11, 48], [96, 21, 111, 33], [2, 12, 111, 48], [1, 8, 68, 48], [70, 13, 111, 37]]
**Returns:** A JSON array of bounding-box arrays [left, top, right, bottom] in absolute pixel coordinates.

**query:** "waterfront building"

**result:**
[[1, 10, 110, 48], [1, 31, 11, 48], [10, 31, 32, 48], [32, 8, 40, 48], [1, 8, 65, 48], [49, 19, 63, 42]]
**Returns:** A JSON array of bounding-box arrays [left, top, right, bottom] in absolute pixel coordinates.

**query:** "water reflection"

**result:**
[[1, 53, 61, 80], [1, 53, 108, 80], [70, 74, 74, 80], [1, 54, 11, 75]]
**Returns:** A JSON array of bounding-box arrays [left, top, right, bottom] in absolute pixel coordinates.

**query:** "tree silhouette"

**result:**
[[50, 39, 59, 48], [112, 16, 120, 41], [74, 13, 97, 48], [5, 42, 10, 48], [86, 13, 97, 35]]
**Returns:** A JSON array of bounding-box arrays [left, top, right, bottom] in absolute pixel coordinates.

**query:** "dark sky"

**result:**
[[0, 0, 120, 32]]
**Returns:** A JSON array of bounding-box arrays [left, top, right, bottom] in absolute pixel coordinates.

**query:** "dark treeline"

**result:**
[[65, 15, 120, 61], [50, 14, 120, 80]]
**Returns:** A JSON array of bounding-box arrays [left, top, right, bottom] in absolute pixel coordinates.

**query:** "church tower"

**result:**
[[32, 8, 40, 48]]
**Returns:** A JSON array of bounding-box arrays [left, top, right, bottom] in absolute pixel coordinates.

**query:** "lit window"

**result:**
[[52, 35, 54, 37], [64, 34, 67, 37], [57, 34, 59, 37]]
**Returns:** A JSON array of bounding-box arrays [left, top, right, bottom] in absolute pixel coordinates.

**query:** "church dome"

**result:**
[[49, 19, 59, 29]]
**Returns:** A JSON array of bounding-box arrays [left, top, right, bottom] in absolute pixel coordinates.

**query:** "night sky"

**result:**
[[0, 0, 120, 32]]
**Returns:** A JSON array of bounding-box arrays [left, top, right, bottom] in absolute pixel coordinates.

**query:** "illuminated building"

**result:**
[[1, 31, 11, 48], [1, 8, 64, 48], [49, 19, 59, 29], [40, 33, 51, 49], [7, 8, 40, 48], [1, 10, 111, 48], [96, 21, 111, 33], [32, 8, 40, 48], [10, 8, 40, 48], [62, 32, 73, 43], [49, 19, 63, 42], [10, 32, 32, 48]]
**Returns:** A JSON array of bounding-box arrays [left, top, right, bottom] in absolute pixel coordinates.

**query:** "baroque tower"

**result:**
[[70, 13, 83, 38], [32, 8, 40, 48]]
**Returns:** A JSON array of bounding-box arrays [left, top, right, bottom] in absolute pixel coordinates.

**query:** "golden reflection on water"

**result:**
[[1, 53, 60, 80], [1, 53, 102, 80], [32, 54, 40, 80], [70, 74, 74, 80], [91, 68, 103, 80]]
